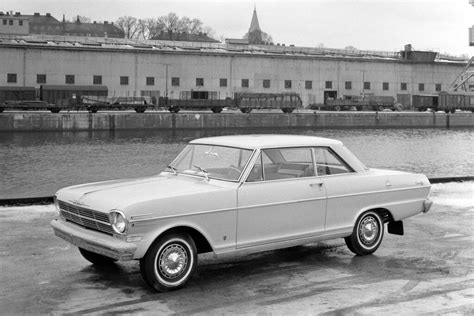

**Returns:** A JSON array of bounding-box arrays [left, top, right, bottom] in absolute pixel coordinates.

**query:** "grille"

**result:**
[[58, 201, 114, 235]]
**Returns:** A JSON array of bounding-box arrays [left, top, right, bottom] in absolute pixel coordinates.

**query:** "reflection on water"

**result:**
[[0, 128, 473, 198]]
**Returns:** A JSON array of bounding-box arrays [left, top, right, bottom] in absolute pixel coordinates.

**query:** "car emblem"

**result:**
[[70, 199, 87, 206]]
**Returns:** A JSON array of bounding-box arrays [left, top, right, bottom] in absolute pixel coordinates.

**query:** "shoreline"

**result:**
[[1, 111, 473, 132]]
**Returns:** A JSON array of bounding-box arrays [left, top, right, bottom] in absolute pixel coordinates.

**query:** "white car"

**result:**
[[51, 134, 433, 292]]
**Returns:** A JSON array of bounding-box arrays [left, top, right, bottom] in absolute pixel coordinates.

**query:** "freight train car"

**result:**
[[324, 95, 402, 111], [40, 85, 108, 112], [159, 92, 302, 113], [413, 92, 474, 113], [438, 91, 474, 113]]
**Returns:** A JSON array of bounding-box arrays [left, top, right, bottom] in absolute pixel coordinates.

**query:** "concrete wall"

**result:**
[[0, 112, 472, 132], [0, 45, 465, 107]]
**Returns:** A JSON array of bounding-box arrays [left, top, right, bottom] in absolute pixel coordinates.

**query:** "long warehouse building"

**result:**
[[0, 35, 468, 108]]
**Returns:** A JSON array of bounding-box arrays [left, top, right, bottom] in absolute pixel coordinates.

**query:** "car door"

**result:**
[[236, 147, 327, 249]]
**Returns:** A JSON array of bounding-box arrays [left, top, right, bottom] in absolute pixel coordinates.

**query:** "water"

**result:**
[[1, 128, 473, 199]]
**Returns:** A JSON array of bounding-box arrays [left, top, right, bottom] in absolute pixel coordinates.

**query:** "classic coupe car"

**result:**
[[51, 135, 433, 292]]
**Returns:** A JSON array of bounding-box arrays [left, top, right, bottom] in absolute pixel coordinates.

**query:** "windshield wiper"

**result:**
[[166, 165, 178, 175], [192, 164, 209, 181]]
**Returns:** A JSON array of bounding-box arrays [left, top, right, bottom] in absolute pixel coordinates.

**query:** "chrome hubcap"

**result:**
[[158, 244, 188, 279], [359, 216, 379, 246]]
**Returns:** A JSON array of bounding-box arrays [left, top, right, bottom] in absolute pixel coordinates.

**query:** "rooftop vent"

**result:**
[[46, 13, 51, 17], [15, 12, 20, 16], [104, 21, 108, 24], [34, 12, 40, 16], [0, 12, 4, 16]]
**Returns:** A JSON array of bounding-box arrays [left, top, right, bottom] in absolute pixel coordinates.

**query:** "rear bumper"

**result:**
[[50, 219, 137, 261], [423, 198, 433, 213]]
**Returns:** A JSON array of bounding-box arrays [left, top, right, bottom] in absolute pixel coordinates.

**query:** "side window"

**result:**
[[263, 148, 314, 180], [314, 147, 353, 175]]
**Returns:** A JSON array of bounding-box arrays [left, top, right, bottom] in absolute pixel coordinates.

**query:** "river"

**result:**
[[0, 128, 473, 198]]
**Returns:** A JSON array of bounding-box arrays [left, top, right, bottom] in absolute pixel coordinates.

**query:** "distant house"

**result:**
[[63, 17, 124, 38], [151, 31, 219, 43], [0, 11, 124, 38]]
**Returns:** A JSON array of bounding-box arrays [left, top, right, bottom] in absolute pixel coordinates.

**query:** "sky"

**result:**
[[4, 0, 473, 56]]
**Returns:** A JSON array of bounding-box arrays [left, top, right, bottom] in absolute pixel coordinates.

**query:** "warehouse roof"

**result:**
[[0, 34, 467, 64]]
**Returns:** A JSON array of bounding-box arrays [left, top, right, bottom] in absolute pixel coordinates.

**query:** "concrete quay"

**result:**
[[0, 182, 472, 314], [0, 111, 473, 132]]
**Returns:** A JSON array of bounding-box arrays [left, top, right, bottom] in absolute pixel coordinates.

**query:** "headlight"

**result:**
[[110, 210, 128, 234]]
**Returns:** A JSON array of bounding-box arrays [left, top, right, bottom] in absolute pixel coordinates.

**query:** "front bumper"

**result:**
[[50, 219, 137, 261], [423, 198, 433, 213]]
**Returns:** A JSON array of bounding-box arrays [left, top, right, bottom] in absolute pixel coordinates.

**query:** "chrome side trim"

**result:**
[[327, 185, 431, 200], [129, 207, 237, 223]]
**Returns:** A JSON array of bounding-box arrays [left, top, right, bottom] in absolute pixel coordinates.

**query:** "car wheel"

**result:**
[[140, 233, 197, 292], [345, 211, 384, 255], [79, 247, 117, 266]]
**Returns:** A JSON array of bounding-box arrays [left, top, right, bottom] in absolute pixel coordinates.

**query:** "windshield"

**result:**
[[169, 144, 253, 181]]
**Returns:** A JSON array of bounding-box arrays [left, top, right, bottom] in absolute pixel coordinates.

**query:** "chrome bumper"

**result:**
[[50, 219, 137, 261], [423, 198, 433, 213]]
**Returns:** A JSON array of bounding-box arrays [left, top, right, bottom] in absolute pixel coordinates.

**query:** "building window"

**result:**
[[364, 82, 371, 90], [120, 76, 129, 85], [383, 82, 389, 91], [196, 78, 204, 86], [220, 78, 227, 87], [93, 75, 102, 85], [325, 81, 332, 89], [401, 82, 407, 91], [345, 81, 352, 90], [9, 20, 13, 26], [146, 77, 155, 86], [284, 80, 292, 89], [305, 80, 312, 89], [2, 20, 6, 25], [418, 83, 424, 91], [19, 20, 23, 26], [435, 83, 442, 92], [171, 77, 180, 86], [7, 73, 17, 83], [65, 75, 75, 84], [241, 79, 249, 88], [36, 74, 46, 84], [263, 79, 270, 88]]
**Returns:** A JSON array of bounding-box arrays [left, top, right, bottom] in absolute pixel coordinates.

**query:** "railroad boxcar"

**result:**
[[438, 91, 474, 113], [0, 86, 36, 103], [234, 92, 302, 113]]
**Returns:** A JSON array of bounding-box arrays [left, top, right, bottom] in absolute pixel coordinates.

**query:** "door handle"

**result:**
[[310, 182, 324, 188]]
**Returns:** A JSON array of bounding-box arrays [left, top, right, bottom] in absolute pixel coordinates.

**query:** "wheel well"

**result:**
[[158, 226, 213, 254], [371, 208, 394, 224]]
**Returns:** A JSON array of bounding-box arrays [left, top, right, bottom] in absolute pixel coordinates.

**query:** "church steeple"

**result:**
[[248, 6, 263, 44], [248, 6, 261, 33]]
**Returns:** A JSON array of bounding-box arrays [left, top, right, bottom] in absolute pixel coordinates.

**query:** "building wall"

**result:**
[[0, 45, 465, 107]]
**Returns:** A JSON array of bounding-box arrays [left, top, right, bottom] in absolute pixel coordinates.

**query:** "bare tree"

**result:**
[[116, 16, 139, 39], [158, 12, 180, 37], [77, 15, 91, 23], [243, 31, 273, 45], [137, 18, 164, 40], [116, 13, 216, 40], [179, 17, 204, 34]]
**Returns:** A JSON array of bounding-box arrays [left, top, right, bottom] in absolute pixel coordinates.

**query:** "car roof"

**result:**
[[190, 134, 342, 149]]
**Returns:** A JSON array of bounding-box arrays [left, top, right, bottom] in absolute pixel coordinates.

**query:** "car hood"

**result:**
[[56, 174, 233, 214]]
